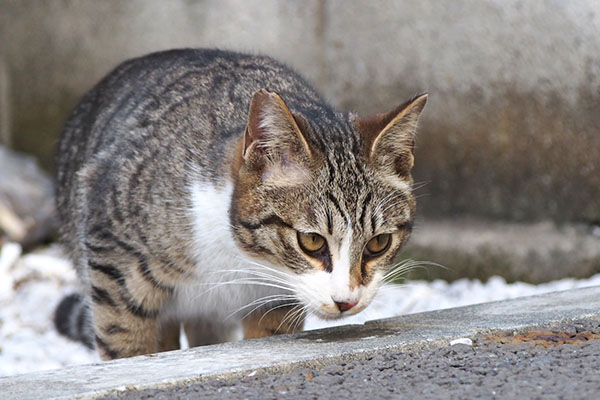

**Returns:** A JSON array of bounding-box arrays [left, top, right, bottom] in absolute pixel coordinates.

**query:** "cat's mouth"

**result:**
[[295, 270, 383, 321], [309, 299, 368, 320]]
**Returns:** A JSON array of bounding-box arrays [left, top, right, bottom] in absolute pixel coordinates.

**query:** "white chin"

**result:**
[[311, 308, 355, 320]]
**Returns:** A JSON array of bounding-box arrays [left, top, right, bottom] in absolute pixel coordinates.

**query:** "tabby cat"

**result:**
[[54, 49, 427, 360]]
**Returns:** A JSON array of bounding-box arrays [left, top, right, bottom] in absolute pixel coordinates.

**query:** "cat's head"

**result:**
[[230, 89, 427, 320]]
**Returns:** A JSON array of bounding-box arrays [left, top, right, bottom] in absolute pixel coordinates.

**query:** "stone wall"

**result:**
[[1, 0, 598, 222]]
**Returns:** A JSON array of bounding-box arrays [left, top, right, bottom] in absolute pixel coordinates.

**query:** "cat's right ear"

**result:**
[[240, 89, 313, 185], [243, 89, 312, 160]]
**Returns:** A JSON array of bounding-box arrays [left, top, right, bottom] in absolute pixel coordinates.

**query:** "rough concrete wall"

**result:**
[[0, 0, 327, 169], [323, 1, 600, 222], [0, 54, 9, 145], [0, 0, 598, 222]]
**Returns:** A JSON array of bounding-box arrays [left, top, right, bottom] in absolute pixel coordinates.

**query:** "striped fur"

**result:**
[[55, 49, 427, 360]]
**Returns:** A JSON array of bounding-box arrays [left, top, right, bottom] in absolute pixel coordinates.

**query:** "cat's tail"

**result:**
[[54, 293, 95, 349]]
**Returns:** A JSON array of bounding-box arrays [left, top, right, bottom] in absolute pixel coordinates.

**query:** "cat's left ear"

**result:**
[[357, 93, 428, 177]]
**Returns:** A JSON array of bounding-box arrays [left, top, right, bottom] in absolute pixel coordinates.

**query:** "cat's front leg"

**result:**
[[242, 306, 306, 339], [158, 320, 181, 352], [88, 255, 172, 359], [92, 300, 161, 359]]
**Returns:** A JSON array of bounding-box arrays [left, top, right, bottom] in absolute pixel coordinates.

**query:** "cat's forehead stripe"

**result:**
[[358, 192, 373, 232], [326, 192, 345, 222]]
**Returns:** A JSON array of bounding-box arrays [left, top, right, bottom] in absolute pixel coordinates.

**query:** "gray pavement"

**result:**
[[103, 319, 600, 400], [1, 286, 599, 399]]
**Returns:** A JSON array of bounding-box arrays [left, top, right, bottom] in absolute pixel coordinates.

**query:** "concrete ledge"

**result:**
[[404, 218, 600, 283], [2, 286, 599, 400]]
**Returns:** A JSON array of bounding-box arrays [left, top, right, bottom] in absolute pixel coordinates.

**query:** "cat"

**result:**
[[54, 48, 427, 360]]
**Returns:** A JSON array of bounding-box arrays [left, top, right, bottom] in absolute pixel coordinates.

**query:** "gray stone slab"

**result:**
[[1, 285, 599, 400], [404, 218, 600, 283]]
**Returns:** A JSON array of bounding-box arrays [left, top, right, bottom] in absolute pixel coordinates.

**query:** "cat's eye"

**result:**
[[364, 234, 391, 257], [297, 232, 326, 254]]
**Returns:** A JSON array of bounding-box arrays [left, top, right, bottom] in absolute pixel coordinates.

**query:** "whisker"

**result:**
[[190, 278, 296, 302], [229, 257, 296, 280], [208, 268, 294, 287], [292, 305, 310, 332], [290, 306, 307, 333], [379, 199, 408, 216], [373, 189, 410, 221], [412, 193, 430, 201], [275, 304, 306, 334], [383, 259, 449, 282], [372, 190, 398, 218], [225, 294, 298, 321], [259, 302, 303, 328], [411, 180, 430, 192]]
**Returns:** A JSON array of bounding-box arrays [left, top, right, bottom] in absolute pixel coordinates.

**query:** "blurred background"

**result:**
[[0, 0, 599, 376]]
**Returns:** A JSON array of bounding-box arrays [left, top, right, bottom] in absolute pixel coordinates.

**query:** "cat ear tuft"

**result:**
[[357, 93, 428, 177], [243, 89, 312, 160]]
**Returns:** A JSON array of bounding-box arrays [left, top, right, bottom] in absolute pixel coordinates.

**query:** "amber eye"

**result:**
[[297, 232, 326, 254], [364, 234, 391, 256]]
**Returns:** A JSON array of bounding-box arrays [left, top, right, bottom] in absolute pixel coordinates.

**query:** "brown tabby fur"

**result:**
[[54, 49, 427, 360]]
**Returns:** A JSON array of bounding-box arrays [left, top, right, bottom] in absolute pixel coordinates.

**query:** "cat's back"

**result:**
[[56, 48, 324, 203], [57, 49, 322, 181]]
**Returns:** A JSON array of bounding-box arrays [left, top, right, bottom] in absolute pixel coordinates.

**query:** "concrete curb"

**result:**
[[2, 286, 599, 400]]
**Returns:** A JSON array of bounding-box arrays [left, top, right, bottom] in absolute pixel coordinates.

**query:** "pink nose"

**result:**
[[334, 300, 358, 312]]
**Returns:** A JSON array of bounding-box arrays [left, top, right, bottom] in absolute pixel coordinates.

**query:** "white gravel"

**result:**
[[1, 242, 599, 378]]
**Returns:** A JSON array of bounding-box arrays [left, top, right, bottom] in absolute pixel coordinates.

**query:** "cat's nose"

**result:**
[[333, 300, 358, 312]]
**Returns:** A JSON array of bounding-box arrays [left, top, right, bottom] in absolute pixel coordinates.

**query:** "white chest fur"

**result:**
[[162, 181, 286, 323]]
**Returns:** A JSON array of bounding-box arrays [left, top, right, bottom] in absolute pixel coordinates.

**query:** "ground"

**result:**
[[104, 320, 600, 400]]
